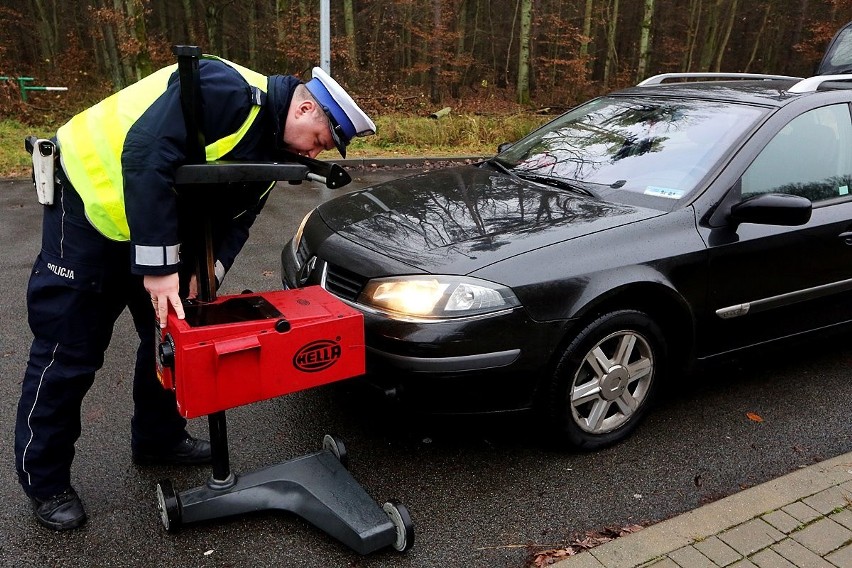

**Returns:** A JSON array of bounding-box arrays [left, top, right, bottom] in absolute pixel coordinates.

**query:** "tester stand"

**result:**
[[152, 46, 413, 555]]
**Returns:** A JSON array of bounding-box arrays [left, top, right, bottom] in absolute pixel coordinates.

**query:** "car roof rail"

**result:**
[[787, 74, 852, 93], [638, 72, 802, 86]]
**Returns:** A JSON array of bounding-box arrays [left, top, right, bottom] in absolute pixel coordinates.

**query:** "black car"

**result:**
[[282, 64, 852, 449]]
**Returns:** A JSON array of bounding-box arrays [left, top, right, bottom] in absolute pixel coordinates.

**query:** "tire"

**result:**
[[155, 479, 182, 532], [322, 434, 349, 468], [547, 309, 665, 450], [382, 500, 415, 552]]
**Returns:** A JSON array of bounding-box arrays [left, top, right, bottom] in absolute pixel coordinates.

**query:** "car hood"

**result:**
[[316, 165, 664, 274]]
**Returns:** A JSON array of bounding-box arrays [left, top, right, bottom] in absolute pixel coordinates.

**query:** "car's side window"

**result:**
[[742, 104, 852, 203]]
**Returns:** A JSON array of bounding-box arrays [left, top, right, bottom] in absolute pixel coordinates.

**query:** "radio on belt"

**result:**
[[24, 136, 56, 205], [156, 287, 364, 418]]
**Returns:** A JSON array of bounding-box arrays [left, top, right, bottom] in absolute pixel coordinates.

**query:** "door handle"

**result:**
[[839, 231, 852, 245]]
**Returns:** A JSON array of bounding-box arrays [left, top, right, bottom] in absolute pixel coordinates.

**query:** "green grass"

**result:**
[[0, 113, 550, 178], [1, 118, 53, 178]]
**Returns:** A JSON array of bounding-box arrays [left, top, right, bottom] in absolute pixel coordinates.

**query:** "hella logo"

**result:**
[[293, 339, 342, 372]]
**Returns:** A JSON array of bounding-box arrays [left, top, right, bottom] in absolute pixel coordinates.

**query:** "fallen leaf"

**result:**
[[746, 412, 763, 423], [527, 523, 647, 566]]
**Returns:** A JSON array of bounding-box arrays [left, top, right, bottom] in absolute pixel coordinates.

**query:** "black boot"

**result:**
[[30, 487, 87, 531], [132, 435, 212, 465]]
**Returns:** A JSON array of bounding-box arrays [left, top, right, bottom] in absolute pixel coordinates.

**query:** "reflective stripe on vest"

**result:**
[[57, 56, 267, 241]]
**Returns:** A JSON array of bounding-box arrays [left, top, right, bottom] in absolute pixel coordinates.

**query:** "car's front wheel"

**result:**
[[547, 310, 664, 450]]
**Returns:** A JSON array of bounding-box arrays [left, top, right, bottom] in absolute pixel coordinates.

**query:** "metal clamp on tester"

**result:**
[[152, 46, 414, 555]]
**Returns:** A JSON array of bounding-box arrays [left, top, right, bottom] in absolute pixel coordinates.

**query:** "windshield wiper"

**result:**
[[484, 157, 521, 180], [514, 171, 597, 197]]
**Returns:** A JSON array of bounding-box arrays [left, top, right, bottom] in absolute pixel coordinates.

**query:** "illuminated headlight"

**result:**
[[357, 275, 520, 319], [290, 211, 312, 262]]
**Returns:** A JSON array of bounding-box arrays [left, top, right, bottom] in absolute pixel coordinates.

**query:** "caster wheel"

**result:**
[[156, 479, 182, 532], [322, 434, 349, 468], [383, 500, 415, 552]]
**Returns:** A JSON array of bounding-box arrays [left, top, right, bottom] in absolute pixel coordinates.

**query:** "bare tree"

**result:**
[[125, 0, 153, 80], [637, 0, 655, 80], [744, 1, 772, 72], [343, 0, 359, 69], [430, 0, 442, 103], [517, 0, 532, 103], [603, 0, 620, 84], [713, 0, 738, 71], [30, 0, 60, 66], [580, 0, 594, 63]]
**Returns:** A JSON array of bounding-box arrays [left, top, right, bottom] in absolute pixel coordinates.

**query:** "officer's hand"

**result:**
[[144, 273, 185, 327]]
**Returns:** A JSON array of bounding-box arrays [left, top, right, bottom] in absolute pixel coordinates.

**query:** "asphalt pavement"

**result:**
[[1, 159, 852, 568], [551, 451, 852, 567]]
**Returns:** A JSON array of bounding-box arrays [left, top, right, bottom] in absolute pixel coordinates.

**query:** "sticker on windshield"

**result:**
[[644, 186, 685, 199]]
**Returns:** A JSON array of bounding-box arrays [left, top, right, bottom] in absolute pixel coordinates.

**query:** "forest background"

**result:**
[[1, 0, 851, 176]]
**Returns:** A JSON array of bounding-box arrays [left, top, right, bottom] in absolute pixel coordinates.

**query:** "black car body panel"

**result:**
[[281, 69, 852, 424], [317, 166, 664, 275]]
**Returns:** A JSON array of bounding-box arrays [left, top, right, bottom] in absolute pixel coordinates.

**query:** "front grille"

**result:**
[[324, 263, 368, 301]]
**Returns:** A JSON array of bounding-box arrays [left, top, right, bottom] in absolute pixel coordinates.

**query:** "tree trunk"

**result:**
[[343, 0, 359, 69], [274, 0, 288, 69], [91, 0, 124, 88], [698, 0, 723, 72], [30, 0, 59, 66], [182, 0, 197, 44], [603, 0, 620, 85], [744, 2, 771, 72], [298, 0, 309, 45], [517, 0, 532, 104], [683, 0, 702, 71], [247, 0, 257, 67], [126, 0, 153, 80], [206, 3, 223, 54], [504, 0, 520, 88], [111, 0, 134, 86], [580, 0, 594, 63], [457, 0, 467, 56], [788, 0, 809, 67], [713, 0, 737, 72], [430, 0, 442, 103], [636, 0, 654, 81]]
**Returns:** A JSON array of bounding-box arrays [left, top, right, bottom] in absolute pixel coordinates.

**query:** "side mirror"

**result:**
[[729, 193, 812, 226]]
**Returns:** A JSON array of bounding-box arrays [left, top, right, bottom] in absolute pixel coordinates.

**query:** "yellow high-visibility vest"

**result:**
[[57, 56, 267, 241]]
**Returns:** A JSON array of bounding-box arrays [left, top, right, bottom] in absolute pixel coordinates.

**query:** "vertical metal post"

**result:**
[[172, 45, 217, 303], [173, 45, 232, 487], [320, 0, 331, 73]]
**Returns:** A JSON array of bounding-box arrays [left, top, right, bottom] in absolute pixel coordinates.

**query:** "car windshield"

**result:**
[[496, 95, 765, 208]]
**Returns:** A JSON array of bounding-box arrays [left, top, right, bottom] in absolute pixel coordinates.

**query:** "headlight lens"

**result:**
[[290, 211, 312, 261], [358, 275, 520, 319]]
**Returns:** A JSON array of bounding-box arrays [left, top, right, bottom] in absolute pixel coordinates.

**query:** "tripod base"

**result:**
[[156, 434, 413, 554]]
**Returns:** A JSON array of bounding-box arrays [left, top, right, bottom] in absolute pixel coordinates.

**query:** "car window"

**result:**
[[741, 104, 852, 203], [817, 21, 852, 75], [497, 96, 765, 208]]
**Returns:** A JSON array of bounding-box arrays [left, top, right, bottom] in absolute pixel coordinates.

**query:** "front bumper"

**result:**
[[283, 241, 568, 412]]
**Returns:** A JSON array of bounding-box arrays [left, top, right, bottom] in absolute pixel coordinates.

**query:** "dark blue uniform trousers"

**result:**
[[15, 170, 187, 500]]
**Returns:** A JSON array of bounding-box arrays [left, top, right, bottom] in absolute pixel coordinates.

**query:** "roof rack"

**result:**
[[787, 74, 852, 93], [638, 72, 802, 86]]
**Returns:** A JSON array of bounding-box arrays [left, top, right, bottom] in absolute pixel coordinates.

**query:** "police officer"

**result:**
[[15, 56, 376, 531]]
